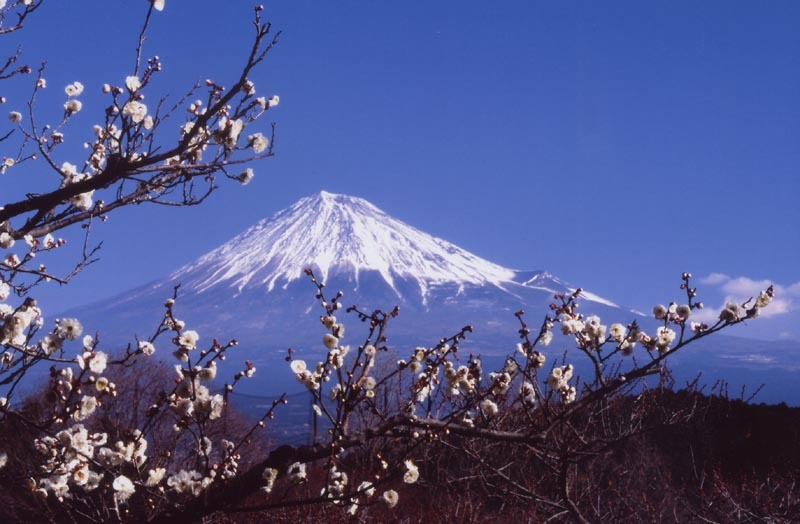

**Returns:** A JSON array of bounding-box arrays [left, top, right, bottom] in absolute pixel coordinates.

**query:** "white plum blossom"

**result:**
[[290, 359, 307, 374], [64, 82, 84, 97], [609, 323, 626, 342], [323, 333, 338, 350], [146, 468, 166, 487], [167, 470, 204, 496], [60, 161, 82, 183], [358, 480, 376, 497], [653, 304, 668, 320], [480, 398, 499, 417], [123, 100, 148, 124], [113, 475, 135, 501], [125, 75, 142, 92], [217, 117, 244, 148], [691, 321, 706, 334], [403, 459, 419, 484], [584, 315, 606, 340], [8, 111, 21, 123], [358, 375, 376, 391], [325, 465, 349, 498], [655, 326, 676, 352], [64, 99, 82, 115], [756, 290, 772, 308], [287, 461, 307, 483], [88, 352, 108, 374], [0, 232, 14, 249], [74, 395, 97, 421], [676, 304, 691, 320], [520, 381, 537, 406], [72, 464, 90, 486], [40, 334, 63, 355], [720, 302, 740, 322], [241, 80, 256, 95], [329, 383, 343, 401], [547, 365, 576, 403], [488, 371, 511, 395], [296, 368, 320, 391], [2, 305, 39, 346], [198, 361, 217, 381], [620, 338, 637, 355], [95, 377, 110, 392], [383, 489, 399, 508], [547, 367, 565, 390], [152, 0, 165, 11], [178, 330, 199, 350], [208, 394, 224, 420], [237, 168, 254, 185], [56, 318, 83, 340], [42, 234, 57, 249], [561, 316, 585, 335], [138, 340, 155, 355], [261, 467, 278, 493], [247, 132, 269, 153], [71, 191, 94, 211]]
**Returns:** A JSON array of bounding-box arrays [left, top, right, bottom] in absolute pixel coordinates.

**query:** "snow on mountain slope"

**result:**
[[516, 271, 620, 308], [161, 191, 617, 308]]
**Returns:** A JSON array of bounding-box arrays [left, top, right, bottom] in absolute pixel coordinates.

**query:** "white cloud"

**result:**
[[700, 272, 731, 285], [696, 273, 800, 321], [720, 277, 774, 297]]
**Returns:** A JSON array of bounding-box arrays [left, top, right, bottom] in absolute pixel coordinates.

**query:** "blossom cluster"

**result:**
[[547, 364, 577, 403], [0, 288, 267, 514], [33, 424, 109, 500], [0, 1, 295, 520], [0, 1, 280, 282], [32, 422, 159, 505]]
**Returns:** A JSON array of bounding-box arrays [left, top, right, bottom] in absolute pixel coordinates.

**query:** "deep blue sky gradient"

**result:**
[[2, 1, 798, 339]]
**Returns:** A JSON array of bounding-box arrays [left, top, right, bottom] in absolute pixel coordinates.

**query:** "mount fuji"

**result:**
[[151, 190, 620, 309], [65, 191, 799, 403], [65, 192, 629, 371]]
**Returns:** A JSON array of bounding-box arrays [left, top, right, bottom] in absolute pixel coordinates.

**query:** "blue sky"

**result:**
[[2, 1, 798, 340]]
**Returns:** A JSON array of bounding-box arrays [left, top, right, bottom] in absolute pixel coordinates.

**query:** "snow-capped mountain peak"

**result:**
[[70, 190, 637, 374], [171, 191, 517, 298]]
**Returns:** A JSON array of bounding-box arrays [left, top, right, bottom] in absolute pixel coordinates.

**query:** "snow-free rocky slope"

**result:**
[[64, 191, 797, 403]]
